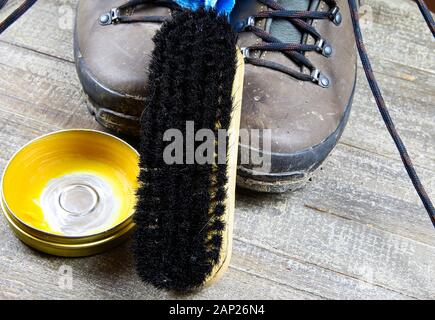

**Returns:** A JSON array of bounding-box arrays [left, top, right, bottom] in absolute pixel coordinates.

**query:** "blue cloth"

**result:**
[[174, 0, 235, 15]]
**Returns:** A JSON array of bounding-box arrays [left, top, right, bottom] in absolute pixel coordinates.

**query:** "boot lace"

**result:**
[[0, 0, 37, 34], [348, 0, 435, 228], [237, 0, 341, 87]]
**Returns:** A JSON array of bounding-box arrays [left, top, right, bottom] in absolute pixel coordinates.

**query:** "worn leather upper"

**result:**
[[76, 0, 356, 157], [76, 0, 171, 99], [232, 0, 357, 154]]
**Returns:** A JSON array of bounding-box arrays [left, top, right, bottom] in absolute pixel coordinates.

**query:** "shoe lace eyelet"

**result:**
[[241, 47, 250, 58], [315, 39, 333, 57], [98, 8, 120, 26], [329, 6, 342, 26], [241, 16, 255, 31], [246, 16, 255, 27], [311, 69, 330, 88]]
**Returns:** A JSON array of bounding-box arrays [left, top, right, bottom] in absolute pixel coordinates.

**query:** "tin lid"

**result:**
[[1, 130, 139, 257]]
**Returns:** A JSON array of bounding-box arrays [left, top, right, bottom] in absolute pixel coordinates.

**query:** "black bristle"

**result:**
[[133, 8, 237, 292], [208, 219, 226, 232]]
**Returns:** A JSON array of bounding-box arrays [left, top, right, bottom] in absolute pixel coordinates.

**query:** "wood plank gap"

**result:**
[[0, 101, 63, 131], [234, 236, 423, 300], [0, 39, 75, 65], [338, 140, 435, 173], [228, 265, 328, 300], [303, 204, 435, 249]]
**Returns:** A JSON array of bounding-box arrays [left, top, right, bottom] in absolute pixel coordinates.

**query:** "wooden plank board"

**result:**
[[0, 113, 322, 300], [235, 148, 435, 300], [1, 9, 433, 244], [0, 41, 99, 131], [0, 104, 417, 300], [0, 70, 433, 300], [0, 0, 434, 300], [0, 0, 76, 62]]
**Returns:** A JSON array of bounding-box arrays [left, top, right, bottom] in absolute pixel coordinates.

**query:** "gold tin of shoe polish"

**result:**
[[1, 130, 139, 257]]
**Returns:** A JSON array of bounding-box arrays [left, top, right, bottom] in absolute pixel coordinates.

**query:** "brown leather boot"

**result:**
[[74, 0, 178, 136], [231, 0, 357, 192]]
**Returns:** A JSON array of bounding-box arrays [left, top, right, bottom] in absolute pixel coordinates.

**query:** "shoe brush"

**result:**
[[133, 8, 244, 292]]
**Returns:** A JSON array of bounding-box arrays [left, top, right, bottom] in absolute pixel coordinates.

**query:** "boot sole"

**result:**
[[85, 96, 140, 136]]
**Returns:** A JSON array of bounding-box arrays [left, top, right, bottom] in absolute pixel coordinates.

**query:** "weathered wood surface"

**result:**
[[0, 0, 434, 299]]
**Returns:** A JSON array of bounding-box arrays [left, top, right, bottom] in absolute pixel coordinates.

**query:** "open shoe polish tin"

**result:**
[[1, 130, 139, 257]]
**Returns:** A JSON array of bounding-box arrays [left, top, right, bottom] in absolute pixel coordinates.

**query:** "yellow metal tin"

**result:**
[[1, 130, 139, 257]]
